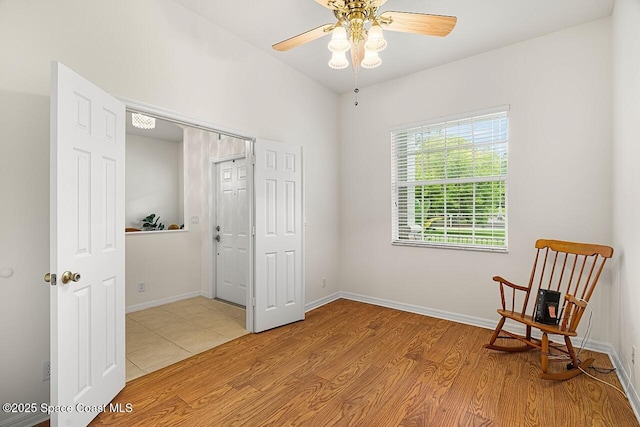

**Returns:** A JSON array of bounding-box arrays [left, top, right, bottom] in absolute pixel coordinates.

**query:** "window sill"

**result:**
[[391, 240, 508, 253], [125, 229, 189, 235]]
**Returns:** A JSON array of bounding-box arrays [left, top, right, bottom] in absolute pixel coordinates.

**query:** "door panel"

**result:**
[[254, 140, 304, 332], [216, 158, 248, 306], [50, 62, 125, 426]]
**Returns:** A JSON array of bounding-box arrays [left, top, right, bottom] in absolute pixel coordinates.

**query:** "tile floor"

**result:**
[[125, 296, 247, 381]]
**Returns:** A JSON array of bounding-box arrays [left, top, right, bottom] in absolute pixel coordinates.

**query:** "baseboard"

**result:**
[[126, 291, 207, 313], [0, 412, 48, 427], [339, 291, 497, 330], [305, 292, 341, 312], [607, 345, 640, 421]]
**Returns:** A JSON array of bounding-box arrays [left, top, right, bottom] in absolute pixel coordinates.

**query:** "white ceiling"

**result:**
[[173, 0, 614, 94]]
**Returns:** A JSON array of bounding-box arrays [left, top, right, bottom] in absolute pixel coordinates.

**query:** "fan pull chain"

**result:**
[[354, 69, 359, 107]]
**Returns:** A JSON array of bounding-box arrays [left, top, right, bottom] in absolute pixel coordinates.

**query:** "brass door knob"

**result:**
[[44, 273, 52, 283], [61, 271, 81, 284]]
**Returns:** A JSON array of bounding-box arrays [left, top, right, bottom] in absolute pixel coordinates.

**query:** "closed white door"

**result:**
[[254, 140, 304, 332], [216, 158, 248, 306], [49, 62, 125, 426]]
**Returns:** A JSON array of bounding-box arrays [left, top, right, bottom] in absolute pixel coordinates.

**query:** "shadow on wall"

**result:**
[[0, 90, 52, 424]]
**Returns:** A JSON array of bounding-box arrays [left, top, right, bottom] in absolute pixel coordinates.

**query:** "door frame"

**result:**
[[117, 96, 255, 332]]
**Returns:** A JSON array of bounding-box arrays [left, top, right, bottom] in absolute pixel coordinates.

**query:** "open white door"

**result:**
[[254, 140, 304, 332], [49, 62, 125, 426]]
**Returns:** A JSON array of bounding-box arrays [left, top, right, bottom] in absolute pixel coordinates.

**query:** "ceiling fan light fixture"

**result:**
[[131, 113, 156, 130], [328, 24, 350, 53], [361, 48, 381, 69], [364, 23, 387, 52], [328, 51, 349, 69]]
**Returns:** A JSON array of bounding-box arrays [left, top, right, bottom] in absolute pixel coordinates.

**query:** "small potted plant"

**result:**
[[142, 213, 165, 231]]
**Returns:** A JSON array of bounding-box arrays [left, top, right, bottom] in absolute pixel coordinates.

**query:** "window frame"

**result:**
[[391, 106, 509, 252]]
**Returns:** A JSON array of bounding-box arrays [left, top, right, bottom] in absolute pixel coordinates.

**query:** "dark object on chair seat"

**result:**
[[534, 289, 561, 325]]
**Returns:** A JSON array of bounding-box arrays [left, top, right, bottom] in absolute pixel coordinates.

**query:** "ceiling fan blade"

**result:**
[[350, 39, 365, 71], [379, 11, 457, 37], [272, 24, 333, 52]]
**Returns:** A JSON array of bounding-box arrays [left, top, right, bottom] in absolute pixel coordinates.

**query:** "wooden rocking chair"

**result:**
[[485, 239, 613, 380]]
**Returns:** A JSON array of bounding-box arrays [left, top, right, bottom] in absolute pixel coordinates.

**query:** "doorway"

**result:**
[[123, 111, 252, 381]]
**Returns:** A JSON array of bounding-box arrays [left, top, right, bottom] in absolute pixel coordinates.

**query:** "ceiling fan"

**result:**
[[272, 0, 457, 71]]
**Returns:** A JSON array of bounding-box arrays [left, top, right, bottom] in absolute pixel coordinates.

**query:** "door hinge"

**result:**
[[252, 297, 256, 307], [252, 226, 256, 236], [251, 155, 256, 165]]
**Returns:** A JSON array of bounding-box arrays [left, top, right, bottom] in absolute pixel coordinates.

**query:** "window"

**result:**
[[391, 108, 508, 251]]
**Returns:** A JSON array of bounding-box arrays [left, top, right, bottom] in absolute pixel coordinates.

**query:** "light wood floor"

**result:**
[[86, 299, 638, 426], [125, 297, 247, 381]]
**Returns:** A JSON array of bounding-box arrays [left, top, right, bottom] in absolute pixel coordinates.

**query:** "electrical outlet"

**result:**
[[632, 345, 636, 365], [42, 360, 50, 381], [137, 282, 145, 292], [322, 277, 327, 288]]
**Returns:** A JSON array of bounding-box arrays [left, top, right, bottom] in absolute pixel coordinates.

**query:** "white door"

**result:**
[[216, 158, 249, 306], [254, 140, 304, 332], [49, 62, 125, 426]]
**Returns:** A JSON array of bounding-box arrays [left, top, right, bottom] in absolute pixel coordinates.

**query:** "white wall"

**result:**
[[0, 91, 51, 425], [125, 130, 209, 310], [125, 230, 201, 309], [125, 133, 182, 229], [612, 0, 640, 406], [338, 19, 613, 340], [0, 0, 340, 424]]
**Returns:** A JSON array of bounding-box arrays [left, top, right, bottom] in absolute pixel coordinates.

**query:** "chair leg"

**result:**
[[488, 317, 506, 345], [541, 333, 549, 374], [564, 335, 579, 367], [484, 317, 535, 352]]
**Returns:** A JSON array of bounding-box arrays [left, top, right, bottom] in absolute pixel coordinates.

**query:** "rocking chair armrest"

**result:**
[[492, 276, 529, 292], [493, 275, 531, 313], [559, 294, 588, 332], [565, 294, 587, 308]]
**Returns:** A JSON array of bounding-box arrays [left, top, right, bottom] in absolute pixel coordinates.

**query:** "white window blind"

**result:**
[[391, 109, 508, 251]]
